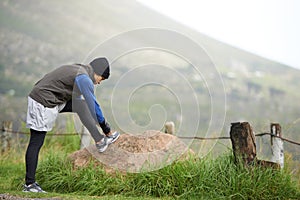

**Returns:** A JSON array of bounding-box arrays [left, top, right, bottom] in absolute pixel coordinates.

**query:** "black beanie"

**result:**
[[90, 57, 110, 79]]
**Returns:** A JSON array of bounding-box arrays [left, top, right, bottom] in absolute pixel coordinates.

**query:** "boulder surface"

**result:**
[[69, 130, 193, 173]]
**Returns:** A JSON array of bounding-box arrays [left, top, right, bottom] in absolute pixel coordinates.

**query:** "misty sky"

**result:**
[[139, 0, 300, 69]]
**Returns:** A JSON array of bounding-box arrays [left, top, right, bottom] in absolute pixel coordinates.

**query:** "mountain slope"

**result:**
[[0, 0, 300, 158]]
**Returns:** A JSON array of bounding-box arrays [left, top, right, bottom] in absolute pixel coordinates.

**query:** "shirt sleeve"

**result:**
[[74, 74, 105, 124]]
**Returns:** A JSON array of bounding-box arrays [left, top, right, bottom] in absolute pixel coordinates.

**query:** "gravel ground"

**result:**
[[0, 194, 61, 200]]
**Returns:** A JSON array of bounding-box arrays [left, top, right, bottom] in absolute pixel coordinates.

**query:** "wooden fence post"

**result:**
[[164, 121, 175, 135], [230, 122, 256, 165], [1, 121, 12, 152], [270, 123, 284, 168], [80, 125, 91, 149]]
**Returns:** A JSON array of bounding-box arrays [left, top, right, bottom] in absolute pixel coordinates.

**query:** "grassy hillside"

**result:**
[[0, 0, 300, 161]]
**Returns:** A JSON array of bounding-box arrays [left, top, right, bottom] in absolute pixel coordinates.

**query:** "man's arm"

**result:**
[[74, 74, 111, 134]]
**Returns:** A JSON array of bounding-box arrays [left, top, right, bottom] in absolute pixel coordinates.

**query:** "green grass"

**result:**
[[0, 132, 299, 200], [2, 152, 299, 199]]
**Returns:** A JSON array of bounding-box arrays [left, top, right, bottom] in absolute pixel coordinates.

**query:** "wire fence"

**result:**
[[2, 129, 300, 146], [179, 133, 300, 146]]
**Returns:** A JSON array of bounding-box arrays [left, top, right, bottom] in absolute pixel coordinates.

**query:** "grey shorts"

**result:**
[[26, 97, 66, 131]]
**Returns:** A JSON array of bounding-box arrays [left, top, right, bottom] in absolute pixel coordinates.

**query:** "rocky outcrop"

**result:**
[[69, 130, 194, 173]]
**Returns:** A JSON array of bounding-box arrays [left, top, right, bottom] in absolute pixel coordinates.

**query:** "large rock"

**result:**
[[69, 130, 194, 173]]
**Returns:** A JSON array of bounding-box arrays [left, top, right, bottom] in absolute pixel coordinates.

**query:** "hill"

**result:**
[[0, 0, 300, 159]]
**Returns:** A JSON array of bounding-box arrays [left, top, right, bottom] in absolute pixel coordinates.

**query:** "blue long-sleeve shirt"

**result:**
[[74, 74, 105, 124]]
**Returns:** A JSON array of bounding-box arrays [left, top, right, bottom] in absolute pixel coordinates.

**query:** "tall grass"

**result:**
[[0, 117, 81, 191], [1, 119, 299, 199], [27, 151, 299, 200]]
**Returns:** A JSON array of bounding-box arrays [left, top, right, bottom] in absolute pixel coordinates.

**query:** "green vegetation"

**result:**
[[1, 0, 300, 199], [1, 0, 300, 157], [0, 133, 299, 199]]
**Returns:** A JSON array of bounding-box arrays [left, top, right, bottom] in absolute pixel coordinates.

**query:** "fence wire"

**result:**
[[2, 129, 300, 146], [179, 133, 300, 146]]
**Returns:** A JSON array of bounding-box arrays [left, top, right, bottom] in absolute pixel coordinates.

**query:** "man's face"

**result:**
[[94, 73, 105, 85]]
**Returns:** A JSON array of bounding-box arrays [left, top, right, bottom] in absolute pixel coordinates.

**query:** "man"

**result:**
[[23, 57, 120, 193]]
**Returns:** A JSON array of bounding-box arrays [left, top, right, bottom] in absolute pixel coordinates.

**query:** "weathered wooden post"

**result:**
[[270, 123, 284, 168], [80, 125, 91, 149], [164, 121, 175, 135], [230, 122, 256, 165], [1, 121, 12, 152]]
